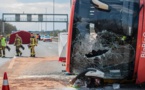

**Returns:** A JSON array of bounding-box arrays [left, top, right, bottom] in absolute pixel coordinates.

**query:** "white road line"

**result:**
[[8, 56, 17, 69], [17, 75, 76, 80]]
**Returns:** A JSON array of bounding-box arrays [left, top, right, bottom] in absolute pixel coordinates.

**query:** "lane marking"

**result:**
[[17, 75, 76, 80], [8, 56, 16, 69]]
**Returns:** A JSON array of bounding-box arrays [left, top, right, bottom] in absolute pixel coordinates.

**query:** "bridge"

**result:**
[[1, 13, 68, 34]]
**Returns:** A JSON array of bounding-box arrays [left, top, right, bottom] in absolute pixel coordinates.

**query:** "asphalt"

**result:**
[[0, 41, 58, 67], [0, 58, 11, 66], [6, 41, 58, 57]]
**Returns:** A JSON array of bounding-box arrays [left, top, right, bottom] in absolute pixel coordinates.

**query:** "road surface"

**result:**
[[0, 41, 72, 90], [0, 58, 11, 67], [0, 41, 58, 67], [6, 41, 58, 57]]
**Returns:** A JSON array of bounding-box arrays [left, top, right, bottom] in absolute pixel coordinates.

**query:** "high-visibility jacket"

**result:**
[[30, 37, 37, 46], [1, 37, 6, 46], [14, 37, 22, 46], [121, 36, 127, 41]]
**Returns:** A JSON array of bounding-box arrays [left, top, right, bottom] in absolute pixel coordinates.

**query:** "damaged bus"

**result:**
[[66, 0, 145, 88]]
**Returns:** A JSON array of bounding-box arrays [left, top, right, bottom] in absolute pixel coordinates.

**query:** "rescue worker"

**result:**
[[37, 34, 41, 40], [0, 36, 2, 57], [29, 33, 37, 57], [121, 36, 127, 45], [14, 34, 22, 56], [1, 35, 7, 57]]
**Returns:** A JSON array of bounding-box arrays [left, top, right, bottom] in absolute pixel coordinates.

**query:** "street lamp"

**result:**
[[53, 0, 55, 36], [45, 8, 47, 32]]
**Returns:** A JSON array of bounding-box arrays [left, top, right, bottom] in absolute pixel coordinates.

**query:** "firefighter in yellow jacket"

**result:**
[[0, 36, 2, 57], [1, 35, 7, 57], [29, 33, 37, 57], [14, 34, 22, 56], [0, 35, 11, 57]]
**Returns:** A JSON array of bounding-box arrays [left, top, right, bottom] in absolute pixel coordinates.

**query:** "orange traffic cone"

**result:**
[[2, 72, 10, 90]]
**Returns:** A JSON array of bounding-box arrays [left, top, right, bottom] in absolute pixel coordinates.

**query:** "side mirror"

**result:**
[[92, 0, 109, 10]]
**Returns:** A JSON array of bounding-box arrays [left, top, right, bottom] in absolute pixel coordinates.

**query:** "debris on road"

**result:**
[[0, 57, 75, 90]]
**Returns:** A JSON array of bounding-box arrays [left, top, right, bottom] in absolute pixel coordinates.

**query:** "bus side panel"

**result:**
[[136, 0, 145, 84], [66, 0, 76, 72], [134, 0, 144, 76]]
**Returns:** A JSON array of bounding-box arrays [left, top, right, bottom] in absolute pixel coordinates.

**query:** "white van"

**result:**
[[58, 32, 68, 62]]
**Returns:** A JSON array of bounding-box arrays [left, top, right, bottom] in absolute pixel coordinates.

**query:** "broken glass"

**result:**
[[70, 0, 139, 79]]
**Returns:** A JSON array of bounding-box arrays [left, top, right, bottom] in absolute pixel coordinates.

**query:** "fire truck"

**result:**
[[66, 0, 145, 88]]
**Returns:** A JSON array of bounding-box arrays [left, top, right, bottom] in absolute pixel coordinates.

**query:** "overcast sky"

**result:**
[[0, 0, 71, 31]]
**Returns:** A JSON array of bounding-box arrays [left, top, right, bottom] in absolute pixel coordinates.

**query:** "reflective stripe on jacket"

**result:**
[[30, 37, 37, 46]]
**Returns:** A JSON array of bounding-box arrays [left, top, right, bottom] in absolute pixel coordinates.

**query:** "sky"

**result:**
[[0, 0, 71, 31]]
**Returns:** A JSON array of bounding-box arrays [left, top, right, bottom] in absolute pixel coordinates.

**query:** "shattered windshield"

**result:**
[[70, 0, 139, 79]]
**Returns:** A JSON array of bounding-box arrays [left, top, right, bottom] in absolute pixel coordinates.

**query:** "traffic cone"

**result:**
[[2, 72, 10, 90]]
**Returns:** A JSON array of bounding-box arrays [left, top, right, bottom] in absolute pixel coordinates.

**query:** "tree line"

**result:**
[[0, 20, 17, 35], [31, 29, 67, 37], [49, 29, 67, 36]]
